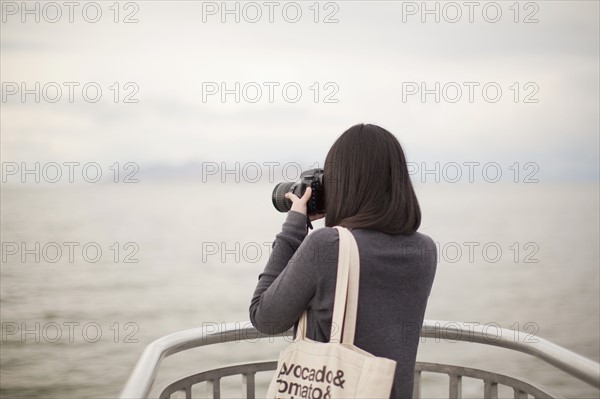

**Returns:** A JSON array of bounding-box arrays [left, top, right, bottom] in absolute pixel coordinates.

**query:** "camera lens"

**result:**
[[272, 182, 295, 212]]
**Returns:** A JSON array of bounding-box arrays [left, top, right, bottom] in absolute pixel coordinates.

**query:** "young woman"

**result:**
[[249, 123, 437, 398]]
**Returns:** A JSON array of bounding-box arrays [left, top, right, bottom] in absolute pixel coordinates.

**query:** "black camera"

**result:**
[[272, 168, 325, 215]]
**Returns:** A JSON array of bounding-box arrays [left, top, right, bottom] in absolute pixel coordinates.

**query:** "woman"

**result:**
[[249, 123, 437, 398]]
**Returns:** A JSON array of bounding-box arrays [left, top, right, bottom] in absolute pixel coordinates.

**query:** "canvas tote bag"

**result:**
[[266, 226, 397, 399]]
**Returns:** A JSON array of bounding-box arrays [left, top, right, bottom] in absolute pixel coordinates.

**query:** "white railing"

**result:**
[[152, 360, 561, 399], [121, 320, 600, 399]]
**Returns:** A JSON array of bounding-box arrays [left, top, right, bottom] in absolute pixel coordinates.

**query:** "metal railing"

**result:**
[[152, 361, 277, 398], [121, 320, 600, 399], [413, 362, 557, 399], [152, 360, 559, 399]]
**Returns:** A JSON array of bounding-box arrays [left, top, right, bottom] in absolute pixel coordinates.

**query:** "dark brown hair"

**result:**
[[324, 123, 421, 235]]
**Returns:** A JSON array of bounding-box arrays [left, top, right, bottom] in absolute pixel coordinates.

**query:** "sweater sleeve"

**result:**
[[249, 210, 317, 334]]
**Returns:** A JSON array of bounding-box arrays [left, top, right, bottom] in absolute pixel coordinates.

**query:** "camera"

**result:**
[[272, 168, 325, 215]]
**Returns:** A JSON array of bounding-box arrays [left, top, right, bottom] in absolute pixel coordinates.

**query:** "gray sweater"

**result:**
[[249, 211, 437, 398]]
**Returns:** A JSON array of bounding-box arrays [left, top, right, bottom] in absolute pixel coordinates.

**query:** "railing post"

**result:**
[[413, 369, 422, 399], [513, 388, 528, 399], [449, 374, 462, 399], [207, 378, 221, 399], [242, 372, 256, 399], [484, 380, 498, 399]]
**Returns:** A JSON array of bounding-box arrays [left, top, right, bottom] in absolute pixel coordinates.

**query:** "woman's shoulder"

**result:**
[[302, 226, 340, 248], [296, 226, 340, 264], [282, 226, 339, 274], [302, 226, 436, 254], [409, 231, 436, 246]]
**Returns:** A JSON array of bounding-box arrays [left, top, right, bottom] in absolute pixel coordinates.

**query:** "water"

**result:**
[[1, 181, 598, 398]]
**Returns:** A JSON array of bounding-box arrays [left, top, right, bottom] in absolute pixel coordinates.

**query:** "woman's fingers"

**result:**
[[285, 187, 312, 204], [301, 186, 312, 201], [285, 187, 312, 216]]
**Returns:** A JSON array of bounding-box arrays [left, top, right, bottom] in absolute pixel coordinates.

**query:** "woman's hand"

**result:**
[[285, 187, 326, 222]]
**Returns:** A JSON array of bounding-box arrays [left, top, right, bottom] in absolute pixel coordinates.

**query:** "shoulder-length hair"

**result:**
[[324, 123, 421, 235]]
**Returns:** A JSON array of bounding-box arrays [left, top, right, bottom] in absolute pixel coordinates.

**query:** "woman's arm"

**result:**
[[249, 187, 327, 334], [249, 210, 314, 334]]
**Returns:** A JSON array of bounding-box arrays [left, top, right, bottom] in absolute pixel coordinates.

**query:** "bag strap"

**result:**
[[332, 226, 360, 344], [296, 226, 360, 345]]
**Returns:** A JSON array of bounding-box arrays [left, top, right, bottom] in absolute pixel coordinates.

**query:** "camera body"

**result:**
[[272, 168, 325, 215]]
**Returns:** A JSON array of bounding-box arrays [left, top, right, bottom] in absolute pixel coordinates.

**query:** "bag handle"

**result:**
[[331, 226, 360, 344], [296, 226, 360, 345]]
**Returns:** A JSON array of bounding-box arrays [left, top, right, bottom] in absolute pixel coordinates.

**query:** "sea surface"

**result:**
[[1, 181, 598, 398]]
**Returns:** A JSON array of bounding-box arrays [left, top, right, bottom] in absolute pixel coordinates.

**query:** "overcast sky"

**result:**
[[1, 1, 598, 181]]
